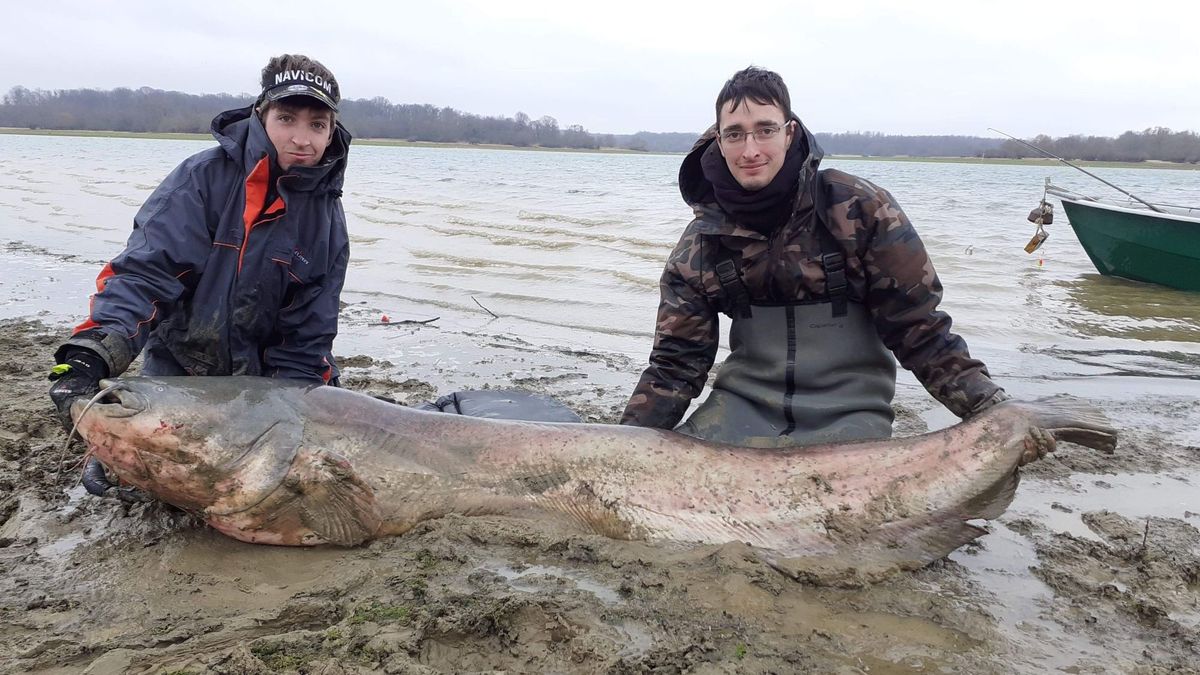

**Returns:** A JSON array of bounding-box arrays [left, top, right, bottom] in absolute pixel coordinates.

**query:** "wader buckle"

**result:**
[[821, 252, 848, 318], [715, 259, 752, 319]]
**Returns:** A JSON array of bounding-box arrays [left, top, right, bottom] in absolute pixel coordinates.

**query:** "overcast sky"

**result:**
[[5, 0, 1195, 138]]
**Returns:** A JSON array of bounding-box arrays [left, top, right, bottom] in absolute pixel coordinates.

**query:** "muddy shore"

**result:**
[[1, 317, 1197, 674]]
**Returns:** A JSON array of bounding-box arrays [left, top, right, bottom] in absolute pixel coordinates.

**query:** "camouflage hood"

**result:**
[[677, 115, 826, 228]]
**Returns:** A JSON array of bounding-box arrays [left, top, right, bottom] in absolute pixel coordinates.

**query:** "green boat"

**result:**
[[1045, 181, 1200, 292]]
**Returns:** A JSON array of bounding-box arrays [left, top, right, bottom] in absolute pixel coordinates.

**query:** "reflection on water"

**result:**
[[1056, 274, 1200, 343]]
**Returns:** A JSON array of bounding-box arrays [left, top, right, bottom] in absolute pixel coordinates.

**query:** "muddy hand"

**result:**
[[1020, 426, 1057, 466]]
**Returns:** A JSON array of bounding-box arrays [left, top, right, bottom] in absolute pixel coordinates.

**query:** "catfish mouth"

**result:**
[[73, 379, 150, 420]]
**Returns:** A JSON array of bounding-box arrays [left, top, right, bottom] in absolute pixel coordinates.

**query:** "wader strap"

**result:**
[[781, 305, 798, 435], [714, 245, 752, 319], [816, 223, 848, 318]]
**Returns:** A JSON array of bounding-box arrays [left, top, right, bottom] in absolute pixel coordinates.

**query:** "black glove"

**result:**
[[48, 348, 109, 430], [81, 456, 150, 502]]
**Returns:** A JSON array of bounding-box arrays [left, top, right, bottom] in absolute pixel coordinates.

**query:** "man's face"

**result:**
[[263, 101, 335, 171], [716, 98, 794, 191]]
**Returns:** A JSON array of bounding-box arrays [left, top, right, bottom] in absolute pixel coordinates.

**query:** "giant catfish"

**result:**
[[71, 377, 1117, 583]]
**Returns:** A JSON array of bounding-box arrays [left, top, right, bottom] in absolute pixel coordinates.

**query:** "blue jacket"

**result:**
[[58, 106, 352, 383]]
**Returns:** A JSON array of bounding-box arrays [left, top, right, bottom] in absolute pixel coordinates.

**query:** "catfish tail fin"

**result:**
[[1029, 395, 1118, 454]]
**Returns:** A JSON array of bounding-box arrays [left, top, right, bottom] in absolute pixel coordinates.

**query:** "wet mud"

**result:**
[[1, 318, 1197, 674]]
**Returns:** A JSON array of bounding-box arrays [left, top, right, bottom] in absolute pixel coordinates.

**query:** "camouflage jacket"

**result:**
[[620, 120, 1003, 429]]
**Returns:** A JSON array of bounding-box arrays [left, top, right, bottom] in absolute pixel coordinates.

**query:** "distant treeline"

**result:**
[[0, 86, 615, 149], [347, 96, 614, 149], [3, 85, 1198, 162], [2, 86, 250, 136], [985, 130, 1200, 164]]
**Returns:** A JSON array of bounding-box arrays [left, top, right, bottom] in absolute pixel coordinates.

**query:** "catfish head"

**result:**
[[72, 376, 308, 518], [73, 376, 382, 546]]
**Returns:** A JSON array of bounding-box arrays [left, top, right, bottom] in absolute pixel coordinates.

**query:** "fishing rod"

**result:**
[[988, 128, 1164, 213]]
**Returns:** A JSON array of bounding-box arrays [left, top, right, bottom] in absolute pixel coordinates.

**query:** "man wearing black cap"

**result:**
[[48, 54, 352, 493]]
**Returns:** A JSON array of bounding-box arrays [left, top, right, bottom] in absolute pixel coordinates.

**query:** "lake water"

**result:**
[[1, 133, 1197, 435], [3, 133, 1199, 671]]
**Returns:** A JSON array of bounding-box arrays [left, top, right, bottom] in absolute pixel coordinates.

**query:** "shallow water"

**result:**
[[476, 560, 624, 605], [1015, 471, 1200, 540], [3, 135, 1198, 375]]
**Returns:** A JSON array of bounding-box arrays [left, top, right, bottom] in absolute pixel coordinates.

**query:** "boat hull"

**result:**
[[1059, 199, 1200, 292]]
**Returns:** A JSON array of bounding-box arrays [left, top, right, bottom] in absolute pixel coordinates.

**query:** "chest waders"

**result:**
[[676, 223, 897, 448]]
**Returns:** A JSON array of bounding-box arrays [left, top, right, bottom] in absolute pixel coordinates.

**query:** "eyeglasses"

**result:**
[[719, 124, 788, 145]]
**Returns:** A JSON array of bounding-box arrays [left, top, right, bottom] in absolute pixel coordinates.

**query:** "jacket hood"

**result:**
[[210, 105, 352, 193], [678, 115, 824, 225]]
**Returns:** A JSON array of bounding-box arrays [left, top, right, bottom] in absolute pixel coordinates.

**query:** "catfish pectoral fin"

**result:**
[[209, 449, 383, 546], [288, 450, 383, 546]]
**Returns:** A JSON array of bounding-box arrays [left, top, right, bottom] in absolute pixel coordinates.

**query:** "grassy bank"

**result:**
[[0, 127, 210, 141]]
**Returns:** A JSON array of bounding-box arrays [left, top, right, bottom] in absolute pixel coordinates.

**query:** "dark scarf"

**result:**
[[700, 132, 805, 235]]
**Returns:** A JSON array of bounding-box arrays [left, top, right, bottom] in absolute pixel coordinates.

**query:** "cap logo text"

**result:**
[[274, 70, 334, 95]]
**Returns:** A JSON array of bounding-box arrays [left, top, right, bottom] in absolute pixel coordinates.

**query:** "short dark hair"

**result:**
[[257, 54, 340, 115], [715, 66, 792, 125]]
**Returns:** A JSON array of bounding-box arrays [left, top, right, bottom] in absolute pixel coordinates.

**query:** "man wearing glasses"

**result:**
[[621, 66, 1007, 447]]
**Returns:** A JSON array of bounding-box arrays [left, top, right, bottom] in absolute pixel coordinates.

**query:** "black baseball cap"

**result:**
[[261, 66, 339, 112]]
